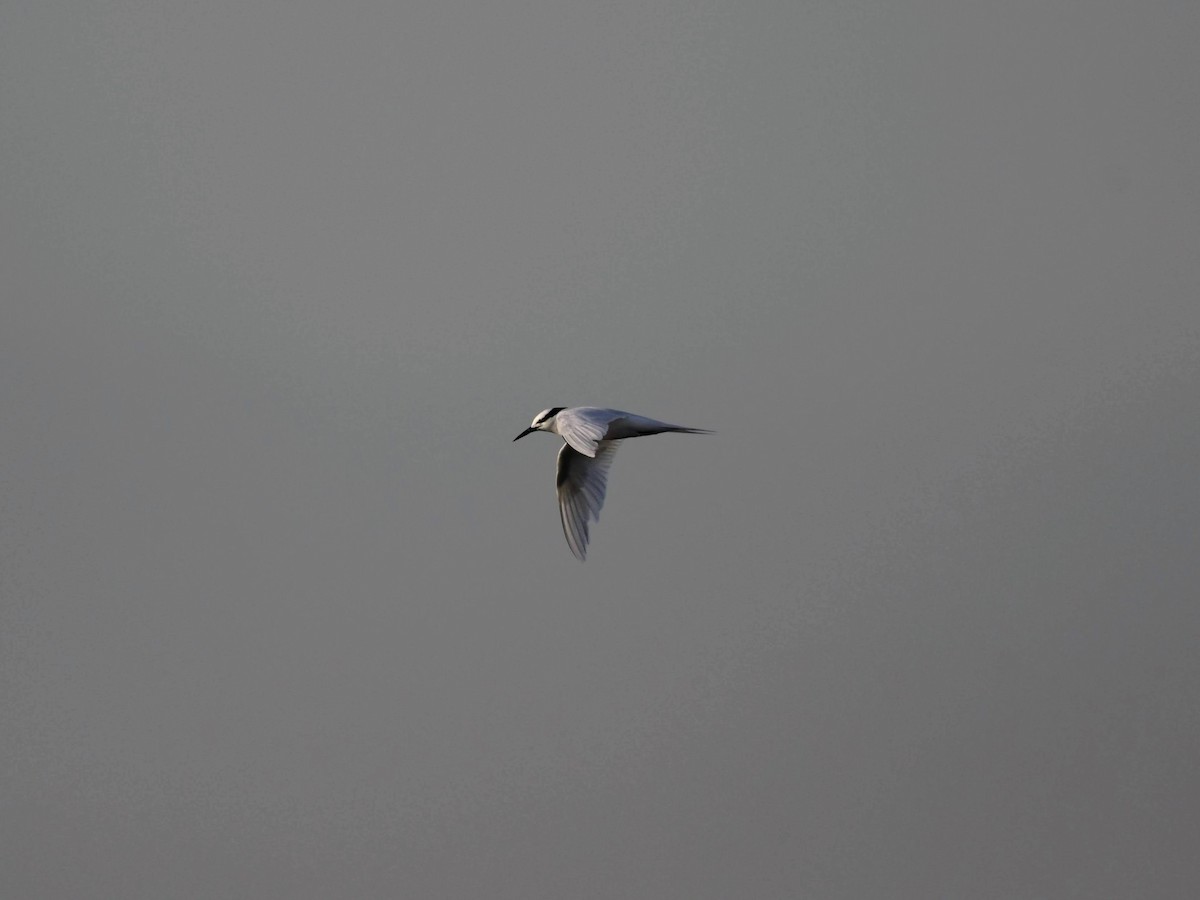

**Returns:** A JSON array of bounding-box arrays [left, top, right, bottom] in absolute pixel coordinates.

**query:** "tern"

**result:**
[[513, 406, 712, 560]]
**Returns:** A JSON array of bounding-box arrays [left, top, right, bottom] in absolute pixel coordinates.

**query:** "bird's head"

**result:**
[[513, 407, 566, 441]]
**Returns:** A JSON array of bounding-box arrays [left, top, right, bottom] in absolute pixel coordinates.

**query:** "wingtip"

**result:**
[[565, 533, 587, 561]]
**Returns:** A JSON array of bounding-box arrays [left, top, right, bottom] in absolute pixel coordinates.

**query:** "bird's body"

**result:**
[[513, 406, 711, 560]]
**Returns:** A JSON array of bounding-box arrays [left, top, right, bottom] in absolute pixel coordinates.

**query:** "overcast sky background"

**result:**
[[3, 2, 1199, 897]]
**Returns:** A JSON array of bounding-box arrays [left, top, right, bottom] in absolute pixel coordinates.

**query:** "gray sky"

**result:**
[[3, 2, 1199, 897]]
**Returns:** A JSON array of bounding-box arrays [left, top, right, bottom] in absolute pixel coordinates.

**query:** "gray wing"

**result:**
[[554, 407, 619, 457], [561, 407, 712, 450], [556, 440, 621, 561]]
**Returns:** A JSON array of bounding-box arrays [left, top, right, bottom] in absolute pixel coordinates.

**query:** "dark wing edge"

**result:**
[[556, 441, 621, 561]]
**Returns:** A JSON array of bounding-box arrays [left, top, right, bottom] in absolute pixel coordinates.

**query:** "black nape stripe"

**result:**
[[540, 406, 566, 423]]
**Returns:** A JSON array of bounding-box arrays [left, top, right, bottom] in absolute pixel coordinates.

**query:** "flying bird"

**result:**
[[513, 406, 712, 560]]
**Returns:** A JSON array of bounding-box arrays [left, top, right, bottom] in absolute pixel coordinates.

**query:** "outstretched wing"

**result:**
[[556, 440, 621, 561]]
